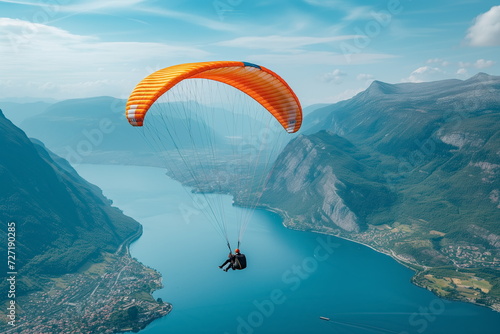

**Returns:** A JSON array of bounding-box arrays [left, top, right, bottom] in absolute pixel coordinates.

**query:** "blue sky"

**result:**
[[0, 0, 499, 106]]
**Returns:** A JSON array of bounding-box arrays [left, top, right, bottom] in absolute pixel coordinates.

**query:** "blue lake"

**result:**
[[75, 164, 500, 334]]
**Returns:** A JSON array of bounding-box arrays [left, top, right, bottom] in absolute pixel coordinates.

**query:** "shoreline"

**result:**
[[260, 204, 418, 265], [114, 210, 173, 333], [0, 233, 173, 334], [255, 203, 499, 314]]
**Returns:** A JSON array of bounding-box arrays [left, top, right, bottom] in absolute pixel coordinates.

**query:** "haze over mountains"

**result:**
[[7, 96, 272, 167], [0, 101, 51, 126]]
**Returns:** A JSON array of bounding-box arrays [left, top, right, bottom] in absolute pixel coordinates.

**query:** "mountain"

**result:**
[[17, 96, 267, 166], [0, 101, 52, 126], [304, 73, 499, 154], [0, 97, 58, 103], [295, 73, 500, 234], [261, 73, 500, 308], [0, 109, 140, 297], [17, 96, 156, 165], [262, 131, 395, 232], [302, 103, 330, 117]]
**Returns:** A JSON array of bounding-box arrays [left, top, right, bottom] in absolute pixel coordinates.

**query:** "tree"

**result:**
[[127, 306, 139, 320]]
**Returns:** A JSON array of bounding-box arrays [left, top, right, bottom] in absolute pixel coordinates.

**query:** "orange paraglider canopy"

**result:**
[[126, 61, 302, 133]]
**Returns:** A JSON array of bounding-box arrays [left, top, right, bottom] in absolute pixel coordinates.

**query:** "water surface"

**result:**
[[75, 164, 500, 334]]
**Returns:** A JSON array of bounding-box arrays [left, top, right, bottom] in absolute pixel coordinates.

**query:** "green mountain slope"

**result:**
[[284, 73, 500, 240], [0, 109, 140, 297], [261, 73, 500, 309], [262, 131, 395, 232]]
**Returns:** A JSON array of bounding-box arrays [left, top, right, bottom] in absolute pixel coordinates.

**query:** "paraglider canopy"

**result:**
[[126, 61, 302, 133], [125, 61, 302, 254]]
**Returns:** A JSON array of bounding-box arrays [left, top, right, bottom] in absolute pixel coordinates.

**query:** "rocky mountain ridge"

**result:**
[[260, 73, 500, 309]]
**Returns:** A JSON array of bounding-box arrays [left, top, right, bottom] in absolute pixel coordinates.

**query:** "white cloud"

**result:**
[[357, 73, 374, 81], [458, 61, 469, 68], [404, 66, 444, 83], [0, 18, 210, 99], [426, 58, 450, 67], [0, 0, 236, 32], [0, 0, 45, 5], [456, 58, 495, 78], [217, 34, 396, 67], [474, 59, 495, 69], [343, 6, 374, 21], [465, 6, 500, 46], [304, 0, 373, 21], [215, 35, 361, 52], [322, 69, 347, 84], [0, 0, 145, 15], [137, 6, 236, 32], [247, 50, 396, 66], [0, 18, 92, 45], [413, 66, 438, 75], [60, 0, 147, 12], [0, 0, 147, 11], [458, 59, 495, 69], [66, 1, 237, 32]]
